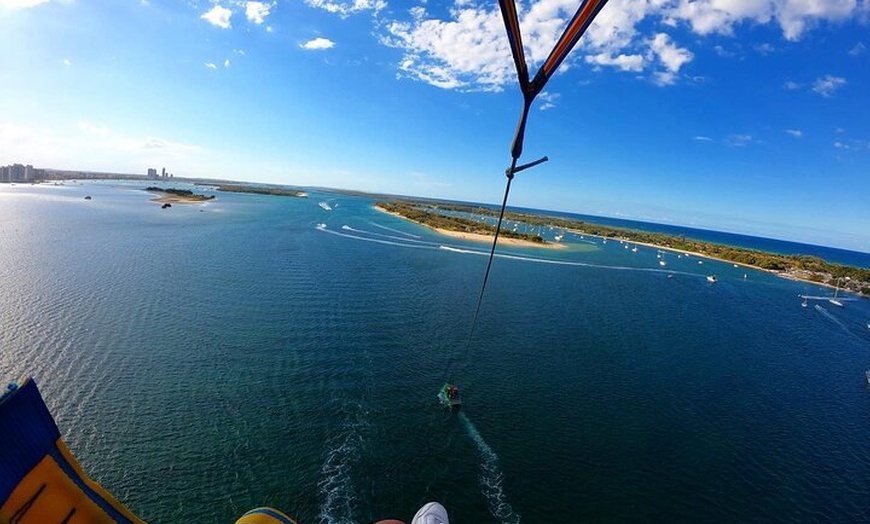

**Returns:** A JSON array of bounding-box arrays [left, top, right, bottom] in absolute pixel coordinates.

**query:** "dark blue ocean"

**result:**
[[2, 181, 870, 524]]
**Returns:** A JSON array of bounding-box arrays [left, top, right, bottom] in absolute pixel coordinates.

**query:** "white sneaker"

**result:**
[[411, 502, 449, 524]]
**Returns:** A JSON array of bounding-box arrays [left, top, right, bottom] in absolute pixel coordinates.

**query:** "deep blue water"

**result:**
[[2, 181, 870, 524]]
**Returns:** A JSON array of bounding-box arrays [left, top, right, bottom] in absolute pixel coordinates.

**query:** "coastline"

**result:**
[[375, 204, 566, 250], [569, 228, 864, 296]]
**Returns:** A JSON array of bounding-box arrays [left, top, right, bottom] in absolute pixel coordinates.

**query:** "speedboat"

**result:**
[[438, 383, 461, 408], [706, 275, 717, 283]]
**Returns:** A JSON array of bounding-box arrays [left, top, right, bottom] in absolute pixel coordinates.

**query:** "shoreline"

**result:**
[[570, 229, 864, 297], [375, 205, 567, 250]]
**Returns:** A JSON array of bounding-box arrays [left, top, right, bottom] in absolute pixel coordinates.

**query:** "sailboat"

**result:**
[[828, 279, 845, 308]]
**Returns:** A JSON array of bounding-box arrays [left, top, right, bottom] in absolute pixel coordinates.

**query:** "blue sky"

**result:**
[[1, 0, 868, 252]]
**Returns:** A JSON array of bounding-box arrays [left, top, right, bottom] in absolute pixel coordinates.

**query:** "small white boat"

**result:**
[[828, 299, 844, 308], [706, 275, 718, 283], [319, 202, 332, 211]]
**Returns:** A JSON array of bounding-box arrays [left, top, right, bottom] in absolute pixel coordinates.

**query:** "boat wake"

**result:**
[[369, 221, 421, 239], [459, 412, 521, 524], [813, 304, 849, 333], [318, 400, 370, 524], [321, 224, 704, 279]]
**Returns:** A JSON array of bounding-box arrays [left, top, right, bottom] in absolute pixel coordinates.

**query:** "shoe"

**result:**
[[411, 502, 449, 524]]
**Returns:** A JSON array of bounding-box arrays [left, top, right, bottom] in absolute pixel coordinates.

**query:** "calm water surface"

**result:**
[[1, 181, 869, 523]]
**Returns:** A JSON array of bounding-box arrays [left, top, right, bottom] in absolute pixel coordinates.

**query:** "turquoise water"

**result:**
[[2, 181, 870, 523]]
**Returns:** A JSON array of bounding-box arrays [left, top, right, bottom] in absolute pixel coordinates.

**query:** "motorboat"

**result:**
[[438, 383, 461, 408]]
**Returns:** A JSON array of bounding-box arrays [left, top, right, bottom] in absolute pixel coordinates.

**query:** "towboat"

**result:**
[[438, 383, 461, 408]]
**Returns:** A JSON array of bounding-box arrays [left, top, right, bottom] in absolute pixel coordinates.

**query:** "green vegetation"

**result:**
[[216, 185, 306, 197], [378, 201, 546, 244], [381, 199, 870, 295], [145, 186, 215, 201]]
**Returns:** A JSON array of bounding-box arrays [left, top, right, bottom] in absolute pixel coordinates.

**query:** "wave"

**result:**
[[459, 412, 521, 524]]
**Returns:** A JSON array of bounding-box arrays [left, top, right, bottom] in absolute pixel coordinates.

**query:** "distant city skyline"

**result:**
[[1, 1, 868, 252]]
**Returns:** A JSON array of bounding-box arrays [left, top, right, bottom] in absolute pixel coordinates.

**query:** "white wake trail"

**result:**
[[459, 412, 521, 524]]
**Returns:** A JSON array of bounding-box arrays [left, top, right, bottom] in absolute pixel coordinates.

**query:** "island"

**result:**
[[145, 186, 215, 203], [376, 201, 565, 249], [377, 199, 870, 296], [215, 185, 307, 198]]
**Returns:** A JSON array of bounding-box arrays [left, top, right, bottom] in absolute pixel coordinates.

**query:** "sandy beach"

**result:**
[[375, 205, 566, 250], [150, 193, 213, 204]]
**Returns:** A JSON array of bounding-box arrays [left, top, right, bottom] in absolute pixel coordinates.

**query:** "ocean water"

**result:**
[[2, 181, 870, 524]]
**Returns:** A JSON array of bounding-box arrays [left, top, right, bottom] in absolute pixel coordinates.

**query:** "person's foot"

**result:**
[[411, 502, 449, 524]]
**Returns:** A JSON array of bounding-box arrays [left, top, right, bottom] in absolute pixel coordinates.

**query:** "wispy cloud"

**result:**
[[78, 121, 110, 137], [833, 138, 869, 151], [224, 59, 231, 68], [62, 58, 72, 67], [783, 80, 801, 90], [0, 0, 51, 8], [201, 5, 232, 29], [726, 134, 755, 147], [142, 137, 201, 153], [693, 135, 713, 142], [785, 129, 802, 138], [304, 0, 385, 17], [812, 75, 846, 97], [848, 42, 866, 56], [301, 37, 335, 50], [538, 92, 560, 111], [204, 62, 217, 69]]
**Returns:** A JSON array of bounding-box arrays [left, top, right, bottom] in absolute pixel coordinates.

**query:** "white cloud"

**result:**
[[62, 58, 72, 67], [784, 80, 801, 90], [586, 52, 645, 72], [304, 0, 385, 17], [301, 37, 336, 50], [245, 1, 273, 24], [201, 5, 232, 29], [785, 128, 802, 137], [812, 74, 846, 97], [693, 135, 713, 141], [538, 91, 560, 110], [224, 59, 231, 68], [0, 0, 51, 8], [665, 0, 858, 41], [205, 62, 218, 69], [78, 121, 110, 137], [378, 0, 863, 92], [647, 32, 693, 85]]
